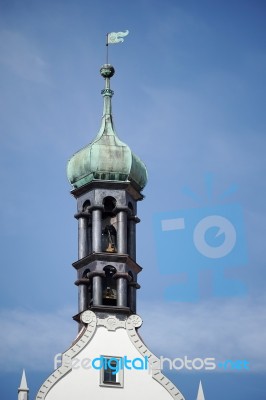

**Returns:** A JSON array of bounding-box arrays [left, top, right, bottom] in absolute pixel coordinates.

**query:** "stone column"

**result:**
[[92, 209, 102, 252], [128, 216, 140, 260], [75, 278, 90, 313], [75, 212, 90, 313], [78, 216, 89, 258], [117, 210, 127, 254], [114, 273, 131, 307], [92, 275, 103, 306], [117, 278, 127, 307], [87, 216, 92, 255], [128, 281, 140, 313], [87, 271, 105, 307]]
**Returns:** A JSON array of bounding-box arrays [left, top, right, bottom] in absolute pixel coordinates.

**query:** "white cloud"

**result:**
[[0, 297, 265, 373], [0, 30, 50, 84], [140, 296, 266, 371], [0, 307, 76, 372]]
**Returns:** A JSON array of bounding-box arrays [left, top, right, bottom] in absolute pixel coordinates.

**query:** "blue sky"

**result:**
[[0, 0, 266, 399]]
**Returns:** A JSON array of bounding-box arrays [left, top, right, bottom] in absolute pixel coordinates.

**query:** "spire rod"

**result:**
[[105, 33, 109, 64], [100, 64, 115, 117]]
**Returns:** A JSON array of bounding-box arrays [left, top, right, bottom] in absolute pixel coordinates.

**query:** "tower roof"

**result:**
[[196, 380, 205, 400], [18, 369, 29, 391], [67, 64, 148, 191]]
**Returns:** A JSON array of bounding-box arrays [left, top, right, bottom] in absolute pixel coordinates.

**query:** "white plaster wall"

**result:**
[[45, 326, 178, 400]]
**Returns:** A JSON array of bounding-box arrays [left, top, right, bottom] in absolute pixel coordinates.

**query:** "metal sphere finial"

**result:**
[[100, 64, 115, 78]]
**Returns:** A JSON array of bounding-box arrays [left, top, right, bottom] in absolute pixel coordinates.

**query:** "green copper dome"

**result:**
[[67, 64, 147, 191]]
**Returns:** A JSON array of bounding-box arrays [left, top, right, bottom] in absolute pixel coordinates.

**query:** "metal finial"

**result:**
[[100, 64, 115, 79], [100, 64, 115, 116]]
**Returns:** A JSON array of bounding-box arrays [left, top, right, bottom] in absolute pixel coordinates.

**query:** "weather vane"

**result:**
[[106, 30, 129, 64]]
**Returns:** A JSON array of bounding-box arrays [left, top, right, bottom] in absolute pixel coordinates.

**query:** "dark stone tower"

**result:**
[[67, 64, 148, 326]]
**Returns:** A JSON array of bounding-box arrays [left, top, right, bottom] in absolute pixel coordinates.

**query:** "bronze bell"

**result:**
[[106, 242, 116, 253]]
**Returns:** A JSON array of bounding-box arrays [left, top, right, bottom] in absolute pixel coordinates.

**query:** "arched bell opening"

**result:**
[[102, 224, 117, 253], [102, 265, 117, 306], [103, 196, 116, 213], [82, 268, 90, 278], [102, 196, 118, 253], [82, 200, 91, 212]]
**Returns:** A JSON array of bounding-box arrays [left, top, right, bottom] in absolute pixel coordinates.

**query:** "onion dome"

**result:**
[[67, 64, 147, 191]]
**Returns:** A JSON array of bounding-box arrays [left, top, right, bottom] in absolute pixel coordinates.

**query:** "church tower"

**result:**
[[35, 63, 185, 400], [67, 63, 146, 321]]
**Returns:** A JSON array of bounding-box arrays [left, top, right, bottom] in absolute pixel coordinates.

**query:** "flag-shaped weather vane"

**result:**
[[105, 30, 129, 63]]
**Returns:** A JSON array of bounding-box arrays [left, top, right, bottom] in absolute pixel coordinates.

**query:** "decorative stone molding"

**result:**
[[128, 314, 142, 328], [126, 314, 185, 400], [36, 311, 97, 400], [97, 315, 126, 331], [81, 310, 95, 324]]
